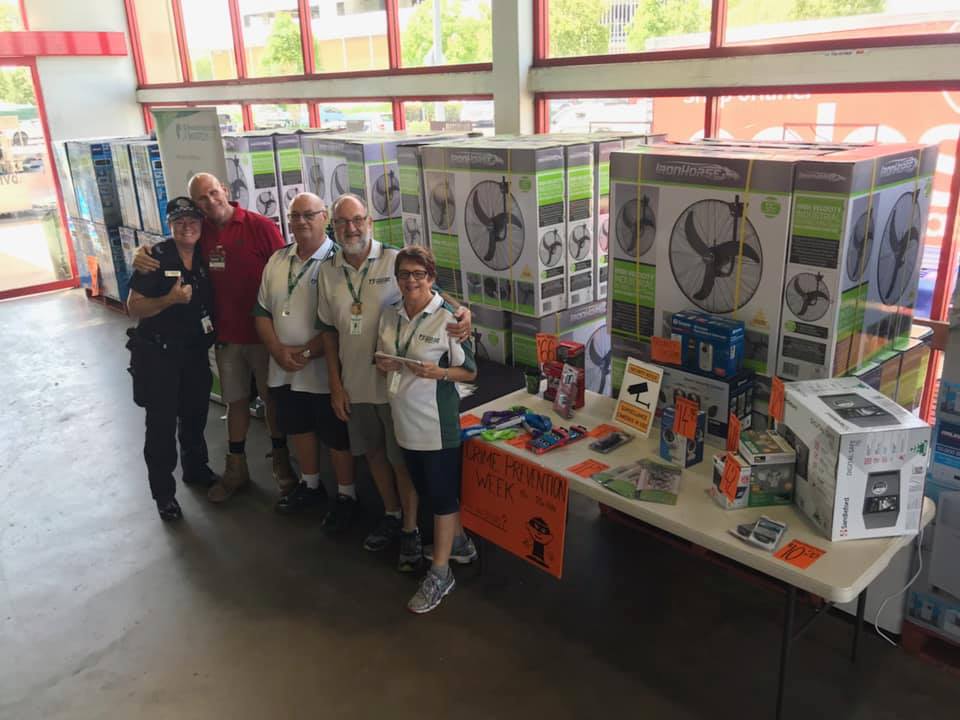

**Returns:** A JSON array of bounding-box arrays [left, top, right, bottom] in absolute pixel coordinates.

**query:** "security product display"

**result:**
[[782, 377, 931, 540], [738, 429, 796, 507], [223, 133, 281, 231], [543, 360, 585, 409], [729, 516, 788, 552], [660, 405, 705, 468], [657, 364, 754, 446], [527, 424, 588, 455], [593, 458, 681, 504], [711, 452, 751, 509], [590, 430, 633, 454], [670, 310, 745, 378], [110, 141, 143, 230]]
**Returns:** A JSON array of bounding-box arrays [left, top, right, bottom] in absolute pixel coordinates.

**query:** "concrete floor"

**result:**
[[1, 289, 958, 720]]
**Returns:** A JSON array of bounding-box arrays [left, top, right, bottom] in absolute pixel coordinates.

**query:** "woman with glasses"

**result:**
[[374, 246, 477, 613]]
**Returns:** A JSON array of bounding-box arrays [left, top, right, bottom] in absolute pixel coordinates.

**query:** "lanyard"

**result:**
[[395, 310, 430, 358], [342, 259, 371, 306], [287, 255, 317, 300]]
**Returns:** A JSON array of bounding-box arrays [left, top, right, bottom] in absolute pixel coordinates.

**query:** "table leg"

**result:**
[[776, 585, 797, 720], [851, 588, 867, 663]]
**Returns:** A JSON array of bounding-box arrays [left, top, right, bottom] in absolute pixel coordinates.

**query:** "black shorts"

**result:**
[[402, 446, 463, 516], [270, 385, 350, 451]]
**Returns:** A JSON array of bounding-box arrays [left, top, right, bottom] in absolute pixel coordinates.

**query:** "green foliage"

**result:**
[[400, 0, 492, 66], [791, 0, 885, 20], [625, 1, 710, 52], [260, 12, 304, 76], [193, 58, 214, 82], [0, 4, 21, 31], [549, 0, 610, 57], [0, 69, 36, 105]]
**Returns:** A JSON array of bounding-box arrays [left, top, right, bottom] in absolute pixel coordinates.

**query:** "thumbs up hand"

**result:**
[[168, 276, 193, 305]]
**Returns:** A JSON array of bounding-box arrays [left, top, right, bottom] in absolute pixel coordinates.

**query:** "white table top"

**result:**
[[462, 389, 935, 603]]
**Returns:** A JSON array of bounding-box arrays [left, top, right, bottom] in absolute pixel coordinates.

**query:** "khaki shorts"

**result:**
[[214, 343, 270, 404], [347, 402, 405, 468]]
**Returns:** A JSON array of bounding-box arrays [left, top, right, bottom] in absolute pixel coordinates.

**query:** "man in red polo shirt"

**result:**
[[133, 173, 293, 503]]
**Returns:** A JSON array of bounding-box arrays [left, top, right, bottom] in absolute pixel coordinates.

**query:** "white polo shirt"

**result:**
[[316, 239, 401, 404], [377, 292, 476, 451], [254, 238, 337, 393]]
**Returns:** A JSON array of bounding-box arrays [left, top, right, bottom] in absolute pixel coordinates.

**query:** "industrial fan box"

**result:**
[[299, 132, 348, 209], [272, 132, 305, 244], [470, 304, 512, 365], [655, 363, 754, 446], [110, 141, 143, 230], [223, 133, 282, 234], [781, 377, 931, 541]]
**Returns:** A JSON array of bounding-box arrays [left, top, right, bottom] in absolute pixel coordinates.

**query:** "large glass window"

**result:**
[[548, 96, 705, 140], [239, 0, 304, 78], [715, 90, 960, 319], [317, 102, 394, 131], [215, 105, 244, 133], [0, 0, 24, 30], [398, 0, 493, 67], [182, 0, 238, 81], [725, 0, 960, 46], [545, 0, 710, 58], [132, 0, 183, 83], [310, 0, 389, 72], [404, 99, 494, 134], [251, 103, 310, 130]]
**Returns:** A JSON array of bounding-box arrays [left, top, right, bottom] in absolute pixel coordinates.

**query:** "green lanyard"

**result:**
[[342, 260, 371, 306], [395, 310, 430, 358], [287, 256, 316, 300]]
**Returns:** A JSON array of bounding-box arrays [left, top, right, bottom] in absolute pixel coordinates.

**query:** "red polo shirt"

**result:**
[[200, 203, 284, 344]]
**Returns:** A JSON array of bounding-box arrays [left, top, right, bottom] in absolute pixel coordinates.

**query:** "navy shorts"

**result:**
[[402, 446, 462, 516], [270, 385, 350, 451]]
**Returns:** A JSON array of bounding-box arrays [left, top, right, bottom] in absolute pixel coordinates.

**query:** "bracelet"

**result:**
[[442, 369, 449, 382]]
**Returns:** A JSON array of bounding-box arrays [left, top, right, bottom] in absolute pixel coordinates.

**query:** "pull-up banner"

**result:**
[[152, 107, 227, 199]]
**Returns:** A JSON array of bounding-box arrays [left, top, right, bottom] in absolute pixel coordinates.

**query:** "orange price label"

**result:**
[[506, 433, 533, 449], [770, 376, 786, 423], [651, 336, 682, 365], [460, 413, 481, 429], [86, 256, 100, 296], [726, 412, 741, 452], [672, 396, 700, 440], [720, 453, 742, 503], [535, 333, 559, 366], [588, 423, 620, 438], [567, 458, 610, 478], [774, 539, 827, 569]]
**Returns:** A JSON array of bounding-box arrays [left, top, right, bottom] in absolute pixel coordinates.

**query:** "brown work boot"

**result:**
[[207, 453, 250, 503], [272, 446, 297, 496]]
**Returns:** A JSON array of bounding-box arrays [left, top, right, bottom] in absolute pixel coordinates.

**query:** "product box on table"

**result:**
[[711, 451, 751, 509], [110, 141, 143, 230], [660, 405, 705, 468], [781, 377, 931, 541], [656, 363, 754, 446], [542, 360, 585, 409], [223, 133, 281, 232], [670, 310, 745, 378], [738, 429, 796, 506], [129, 141, 170, 237]]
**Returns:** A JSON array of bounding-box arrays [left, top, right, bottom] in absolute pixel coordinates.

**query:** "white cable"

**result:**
[[873, 524, 925, 647]]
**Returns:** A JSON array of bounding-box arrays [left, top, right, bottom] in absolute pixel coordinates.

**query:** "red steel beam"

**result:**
[[0, 30, 129, 58], [228, 0, 248, 79], [297, 0, 315, 76], [710, 0, 728, 49], [385, 0, 401, 69], [170, 0, 192, 83]]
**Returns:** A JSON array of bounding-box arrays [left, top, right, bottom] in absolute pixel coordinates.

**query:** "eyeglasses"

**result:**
[[287, 211, 325, 223], [332, 215, 369, 229], [397, 270, 429, 281]]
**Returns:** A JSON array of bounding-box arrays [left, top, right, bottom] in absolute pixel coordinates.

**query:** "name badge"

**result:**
[[349, 315, 362, 336], [164, 270, 181, 278], [209, 245, 226, 270], [201, 314, 214, 334], [388, 370, 401, 397]]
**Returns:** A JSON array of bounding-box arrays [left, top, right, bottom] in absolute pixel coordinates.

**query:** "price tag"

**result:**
[[672, 396, 700, 440], [567, 458, 610, 478], [588, 423, 620, 438], [459, 413, 481, 429], [506, 433, 533, 449], [720, 453, 742, 503], [726, 412, 741, 452], [774, 539, 827, 569], [651, 336, 682, 365], [770, 376, 786, 423], [535, 333, 559, 367]]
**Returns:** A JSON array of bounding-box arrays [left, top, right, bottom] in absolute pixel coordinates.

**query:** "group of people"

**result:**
[[125, 174, 477, 613]]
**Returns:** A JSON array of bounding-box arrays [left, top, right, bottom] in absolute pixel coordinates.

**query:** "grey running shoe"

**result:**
[[398, 529, 423, 573], [423, 533, 478, 565], [363, 514, 402, 552], [407, 567, 455, 614]]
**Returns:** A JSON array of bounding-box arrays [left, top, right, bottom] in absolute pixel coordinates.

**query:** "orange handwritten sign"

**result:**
[[567, 458, 609, 478], [588, 423, 620, 438], [506, 432, 532, 449], [535, 333, 559, 367], [460, 413, 481, 429], [673, 397, 700, 440], [774, 539, 827, 569], [651, 336, 682, 365], [719, 453, 742, 503], [461, 439, 569, 579], [86, 256, 100, 296], [770, 376, 786, 423], [727, 412, 741, 452]]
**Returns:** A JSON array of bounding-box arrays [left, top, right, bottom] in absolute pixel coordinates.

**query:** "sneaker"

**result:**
[[363, 514, 402, 552], [407, 567, 455, 614], [275, 482, 327, 514], [423, 534, 478, 565], [182, 465, 220, 489], [271, 446, 298, 496], [322, 494, 357, 535], [157, 498, 183, 522], [398, 529, 423, 573]]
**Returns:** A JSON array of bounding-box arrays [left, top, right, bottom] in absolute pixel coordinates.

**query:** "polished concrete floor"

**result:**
[[1, 289, 958, 720]]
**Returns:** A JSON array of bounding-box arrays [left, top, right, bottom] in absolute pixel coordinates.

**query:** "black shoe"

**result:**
[[157, 498, 183, 522], [322, 494, 357, 535], [363, 514, 402, 552], [275, 482, 328, 514], [183, 465, 220, 489]]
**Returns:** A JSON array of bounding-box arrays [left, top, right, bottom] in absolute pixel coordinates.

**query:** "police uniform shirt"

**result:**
[[316, 239, 401, 405], [253, 238, 337, 393], [377, 292, 476, 451], [129, 239, 214, 346]]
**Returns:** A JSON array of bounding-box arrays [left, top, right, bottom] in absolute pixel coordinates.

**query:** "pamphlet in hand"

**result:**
[[374, 351, 424, 368]]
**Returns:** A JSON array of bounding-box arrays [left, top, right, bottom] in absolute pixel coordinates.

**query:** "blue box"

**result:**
[[130, 142, 170, 237], [660, 406, 705, 468], [671, 310, 745, 378], [65, 140, 123, 227]]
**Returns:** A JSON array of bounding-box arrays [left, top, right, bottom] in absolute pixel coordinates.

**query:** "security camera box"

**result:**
[[422, 138, 567, 317], [510, 299, 605, 373], [129, 141, 170, 237], [782, 377, 931, 541], [110, 141, 143, 230], [273, 133, 305, 243], [223, 133, 281, 231], [670, 310, 745, 378], [660, 405, 705, 468], [611, 334, 651, 395], [656, 364, 754, 447], [711, 452, 751, 509], [470, 304, 512, 365], [738, 429, 796, 506], [64, 140, 123, 227]]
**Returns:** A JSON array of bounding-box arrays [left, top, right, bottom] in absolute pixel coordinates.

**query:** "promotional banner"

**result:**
[[151, 108, 227, 199]]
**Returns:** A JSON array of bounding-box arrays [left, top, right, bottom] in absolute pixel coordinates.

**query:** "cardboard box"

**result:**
[[656, 364, 754, 446], [397, 141, 430, 249], [129, 141, 170, 237], [670, 310, 745, 378], [272, 132, 305, 242], [782, 377, 931, 540], [300, 132, 348, 208], [65, 140, 123, 227], [80, 220, 129, 302], [471, 305, 511, 365], [660, 406, 705, 468], [223, 133, 281, 232], [53, 142, 80, 219], [611, 334, 651, 396], [711, 451, 751, 509], [739, 429, 796, 506], [110, 141, 143, 230], [896, 337, 931, 413]]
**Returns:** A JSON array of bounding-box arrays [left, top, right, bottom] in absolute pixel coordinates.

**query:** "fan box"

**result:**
[[110, 141, 143, 230], [610, 334, 651, 396], [670, 310, 745, 378], [781, 377, 931, 541], [660, 405, 705, 468], [272, 133, 305, 243], [711, 452, 751, 509], [299, 133, 349, 209], [397, 142, 430, 251], [738, 430, 796, 506], [422, 138, 568, 317], [656, 364, 754, 447], [65, 140, 123, 227], [896, 335, 932, 413], [129, 141, 170, 237], [471, 305, 512, 365], [223, 133, 282, 232]]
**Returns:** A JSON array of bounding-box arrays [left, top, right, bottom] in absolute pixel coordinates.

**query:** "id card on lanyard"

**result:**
[[282, 255, 316, 317], [209, 244, 226, 271], [344, 260, 371, 336]]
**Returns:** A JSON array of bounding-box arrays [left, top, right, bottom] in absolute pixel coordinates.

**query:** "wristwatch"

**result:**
[[442, 369, 449, 382], [302, 348, 312, 359]]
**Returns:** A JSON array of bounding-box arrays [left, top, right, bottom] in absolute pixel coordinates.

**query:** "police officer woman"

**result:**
[[126, 197, 218, 521]]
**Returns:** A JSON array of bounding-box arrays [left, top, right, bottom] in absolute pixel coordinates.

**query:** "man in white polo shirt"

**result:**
[[254, 192, 355, 525], [317, 193, 471, 570]]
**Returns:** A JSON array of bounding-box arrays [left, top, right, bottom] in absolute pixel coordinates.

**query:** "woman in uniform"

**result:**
[[375, 246, 477, 613], [126, 197, 218, 521]]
